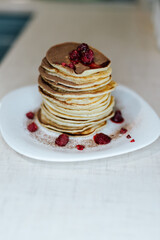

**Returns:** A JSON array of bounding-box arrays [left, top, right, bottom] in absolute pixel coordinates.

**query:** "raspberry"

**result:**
[[111, 110, 124, 123], [26, 111, 34, 119], [27, 122, 38, 132], [76, 145, 85, 150], [126, 134, 131, 139], [94, 133, 111, 145], [68, 63, 75, 69], [120, 128, 127, 134], [77, 43, 89, 54], [55, 134, 69, 147], [61, 62, 67, 67], [81, 49, 94, 65], [69, 50, 80, 64], [62, 62, 75, 69]]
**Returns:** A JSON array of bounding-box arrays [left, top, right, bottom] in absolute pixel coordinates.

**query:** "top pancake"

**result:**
[[41, 57, 112, 82], [46, 42, 111, 76]]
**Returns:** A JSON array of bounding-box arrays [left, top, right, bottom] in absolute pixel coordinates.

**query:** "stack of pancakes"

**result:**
[[37, 42, 117, 136]]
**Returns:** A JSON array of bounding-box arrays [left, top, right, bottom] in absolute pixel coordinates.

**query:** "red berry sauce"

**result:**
[[120, 128, 127, 134], [76, 145, 85, 150], [89, 62, 101, 69], [26, 112, 34, 119], [94, 133, 111, 145], [130, 139, 135, 143], [111, 110, 124, 124], [27, 122, 38, 132], [55, 134, 69, 147]]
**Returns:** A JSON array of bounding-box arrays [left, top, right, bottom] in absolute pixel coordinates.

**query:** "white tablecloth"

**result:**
[[0, 2, 160, 240]]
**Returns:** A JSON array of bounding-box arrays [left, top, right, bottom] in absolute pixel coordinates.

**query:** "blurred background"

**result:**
[[0, 0, 157, 5], [0, 0, 159, 63]]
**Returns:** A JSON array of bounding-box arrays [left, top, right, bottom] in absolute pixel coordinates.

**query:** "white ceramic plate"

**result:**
[[0, 85, 159, 162]]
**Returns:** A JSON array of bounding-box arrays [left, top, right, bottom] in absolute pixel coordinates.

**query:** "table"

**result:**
[[0, 2, 160, 240]]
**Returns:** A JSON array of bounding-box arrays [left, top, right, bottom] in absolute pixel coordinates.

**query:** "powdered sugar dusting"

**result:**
[[24, 114, 134, 153]]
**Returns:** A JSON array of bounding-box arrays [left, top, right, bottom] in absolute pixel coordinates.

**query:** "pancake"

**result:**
[[37, 42, 117, 136], [40, 75, 112, 92], [41, 92, 111, 110], [38, 76, 117, 98], [42, 96, 114, 120], [39, 66, 112, 88], [46, 42, 111, 76], [37, 109, 110, 136], [41, 58, 112, 82]]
